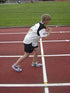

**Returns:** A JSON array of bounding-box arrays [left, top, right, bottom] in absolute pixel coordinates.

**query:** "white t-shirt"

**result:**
[[23, 22, 48, 47]]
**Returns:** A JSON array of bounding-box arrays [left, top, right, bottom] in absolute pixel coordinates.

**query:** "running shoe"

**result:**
[[12, 65, 22, 72], [32, 62, 42, 67]]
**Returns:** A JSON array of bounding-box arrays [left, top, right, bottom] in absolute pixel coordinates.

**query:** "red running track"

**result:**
[[0, 26, 70, 93]]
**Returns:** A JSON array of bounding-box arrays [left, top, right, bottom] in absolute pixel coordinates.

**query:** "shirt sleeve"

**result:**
[[39, 29, 48, 37]]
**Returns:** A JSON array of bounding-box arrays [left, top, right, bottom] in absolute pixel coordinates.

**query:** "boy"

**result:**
[[12, 14, 51, 72]]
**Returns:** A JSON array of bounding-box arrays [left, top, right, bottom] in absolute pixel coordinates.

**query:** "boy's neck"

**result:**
[[40, 21, 44, 24], [40, 21, 46, 27]]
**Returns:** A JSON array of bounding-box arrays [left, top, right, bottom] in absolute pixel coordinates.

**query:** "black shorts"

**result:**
[[24, 43, 38, 53]]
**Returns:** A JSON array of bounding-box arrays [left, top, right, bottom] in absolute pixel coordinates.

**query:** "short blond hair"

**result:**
[[41, 14, 51, 22]]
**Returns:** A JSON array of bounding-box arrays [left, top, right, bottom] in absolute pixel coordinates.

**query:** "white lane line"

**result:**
[[0, 41, 23, 43], [44, 54, 70, 57], [0, 83, 70, 87], [51, 31, 70, 34], [0, 32, 27, 35], [42, 39, 70, 43], [0, 39, 70, 43], [40, 38, 49, 93], [0, 54, 70, 58], [0, 31, 70, 35]]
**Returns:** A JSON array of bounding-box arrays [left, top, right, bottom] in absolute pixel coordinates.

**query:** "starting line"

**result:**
[[0, 83, 70, 87], [0, 39, 70, 43], [0, 54, 70, 57]]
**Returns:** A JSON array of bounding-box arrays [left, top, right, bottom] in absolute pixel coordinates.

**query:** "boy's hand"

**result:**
[[47, 27, 52, 35]]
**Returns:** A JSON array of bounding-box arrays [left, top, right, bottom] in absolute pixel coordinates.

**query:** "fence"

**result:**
[[4, 0, 70, 4]]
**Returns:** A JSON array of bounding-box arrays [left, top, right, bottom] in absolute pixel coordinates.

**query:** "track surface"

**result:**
[[0, 26, 70, 93]]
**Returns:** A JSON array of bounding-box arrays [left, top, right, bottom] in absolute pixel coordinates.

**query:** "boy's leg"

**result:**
[[12, 52, 29, 72], [14, 52, 29, 66], [32, 48, 39, 63], [32, 48, 42, 67]]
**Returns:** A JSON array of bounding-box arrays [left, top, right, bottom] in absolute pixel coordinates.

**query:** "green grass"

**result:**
[[0, 1, 70, 27]]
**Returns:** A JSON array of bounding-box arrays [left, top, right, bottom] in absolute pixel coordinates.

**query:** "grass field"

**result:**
[[0, 1, 70, 27]]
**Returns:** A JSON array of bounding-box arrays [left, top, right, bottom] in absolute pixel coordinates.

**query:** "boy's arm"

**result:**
[[47, 27, 52, 36], [42, 27, 52, 40], [39, 27, 52, 38]]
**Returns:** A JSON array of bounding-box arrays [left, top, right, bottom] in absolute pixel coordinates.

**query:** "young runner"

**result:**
[[12, 14, 51, 72]]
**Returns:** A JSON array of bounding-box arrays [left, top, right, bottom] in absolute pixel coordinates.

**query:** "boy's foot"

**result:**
[[32, 62, 42, 67], [12, 65, 22, 72]]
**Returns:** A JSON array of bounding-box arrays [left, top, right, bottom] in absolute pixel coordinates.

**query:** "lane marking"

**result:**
[[0, 31, 70, 35], [44, 82, 47, 84], [0, 39, 70, 43], [0, 54, 70, 58], [51, 31, 70, 34], [40, 38, 49, 93], [0, 83, 70, 87], [0, 32, 27, 35], [0, 41, 23, 43], [42, 39, 70, 43]]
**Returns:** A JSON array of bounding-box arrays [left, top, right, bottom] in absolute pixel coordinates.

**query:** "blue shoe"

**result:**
[[12, 65, 22, 72], [32, 62, 42, 67]]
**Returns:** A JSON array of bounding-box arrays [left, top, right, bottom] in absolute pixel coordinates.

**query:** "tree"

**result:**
[[0, 0, 7, 3]]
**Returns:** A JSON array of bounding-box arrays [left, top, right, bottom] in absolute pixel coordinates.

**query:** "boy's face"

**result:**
[[44, 20, 50, 25]]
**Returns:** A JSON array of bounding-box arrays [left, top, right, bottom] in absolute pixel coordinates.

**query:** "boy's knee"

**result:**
[[24, 52, 30, 57], [34, 48, 40, 55]]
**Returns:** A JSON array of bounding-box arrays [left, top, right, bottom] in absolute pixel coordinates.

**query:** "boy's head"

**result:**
[[41, 14, 51, 25]]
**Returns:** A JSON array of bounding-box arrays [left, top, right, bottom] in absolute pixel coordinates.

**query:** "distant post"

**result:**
[[31, 0, 33, 3]]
